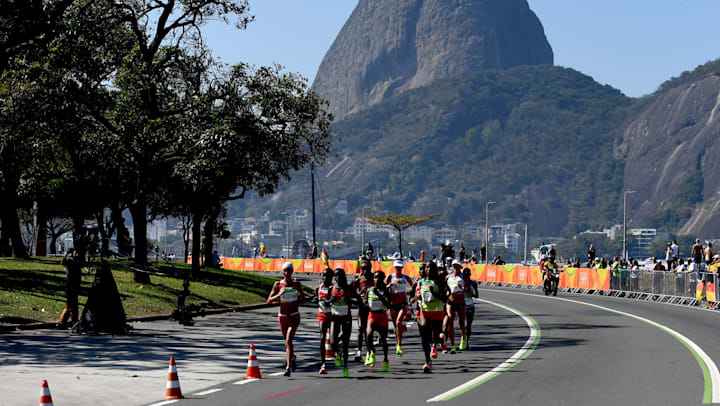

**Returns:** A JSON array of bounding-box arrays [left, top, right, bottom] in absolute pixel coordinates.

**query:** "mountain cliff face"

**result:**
[[312, 0, 553, 120], [619, 60, 720, 237]]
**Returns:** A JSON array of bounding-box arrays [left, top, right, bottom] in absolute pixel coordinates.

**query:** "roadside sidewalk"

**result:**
[[0, 305, 313, 406]]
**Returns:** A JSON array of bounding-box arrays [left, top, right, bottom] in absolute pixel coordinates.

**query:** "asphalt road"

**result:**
[[147, 287, 720, 406]]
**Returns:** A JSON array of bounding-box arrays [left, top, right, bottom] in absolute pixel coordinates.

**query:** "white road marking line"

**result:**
[[269, 371, 285, 376], [427, 298, 539, 402], [147, 401, 178, 406], [484, 288, 720, 404], [193, 388, 223, 396], [233, 378, 259, 385]]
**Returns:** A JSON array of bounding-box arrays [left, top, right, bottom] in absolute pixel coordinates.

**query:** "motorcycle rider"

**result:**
[[543, 257, 561, 295]]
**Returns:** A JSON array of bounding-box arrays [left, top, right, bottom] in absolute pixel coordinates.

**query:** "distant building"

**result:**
[[353, 217, 388, 239], [628, 228, 657, 259], [434, 227, 457, 244], [407, 226, 433, 243], [335, 200, 348, 215], [269, 220, 286, 236], [505, 232, 522, 252]]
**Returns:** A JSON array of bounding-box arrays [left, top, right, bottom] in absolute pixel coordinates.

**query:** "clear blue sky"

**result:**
[[203, 0, 720, 97]]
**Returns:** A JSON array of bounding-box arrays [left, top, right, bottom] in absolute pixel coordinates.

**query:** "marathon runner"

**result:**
[[437, 261, 449, 353], [364, 271, 391, 372], [331, 268, 354, 377], [316, 268, 334, 374], [417, 262, 445, 373], [352, 258, 374, 363], [266, 262, 305, 377], [445, 260, 470, 352], [385, 260, 413, 356], [463, 267, 478, 349]]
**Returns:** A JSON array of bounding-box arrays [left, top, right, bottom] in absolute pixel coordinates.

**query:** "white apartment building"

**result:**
[[353, 217, 389, 239], [407, 226, 433, 243], [434, 227, 457, 244]]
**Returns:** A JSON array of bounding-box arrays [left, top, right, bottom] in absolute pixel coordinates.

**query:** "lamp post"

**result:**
[[282, 212, 290, 259], [361, 206, 368, 258], [623, 190, 636, 261], [485, 201, 495, 265], [524, 224, 528, 265]]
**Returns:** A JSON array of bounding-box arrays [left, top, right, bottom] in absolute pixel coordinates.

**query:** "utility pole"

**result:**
[[485, 201, 495, 265], [623, 190, 636, 261]]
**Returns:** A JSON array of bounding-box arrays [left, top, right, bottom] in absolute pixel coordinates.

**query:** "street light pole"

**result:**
[[623, 190, 636, 261], [524, 224, 528, 265], [282, 212, 290, 259], [485, 201, 495, 265], [361, 206, 366, 258]]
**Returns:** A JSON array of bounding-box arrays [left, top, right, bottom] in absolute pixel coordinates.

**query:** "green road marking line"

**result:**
[[427, 298, 541, 402], [487, 289, 720, 404]]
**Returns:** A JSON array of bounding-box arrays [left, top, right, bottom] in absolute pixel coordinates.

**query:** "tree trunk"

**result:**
[[34, 202, 47, 256], [182, 216, 191, 264], [128, 198, 148, 264], [111, 203, 132, 257], [191, 210, 202, 279], [96, 211, 110, 257], [398, 229, 403, 260], [0, 191, 28, 259], [49, 234, 58, 255], [0, 220, 10, 257], [203, 209, 220, 269]]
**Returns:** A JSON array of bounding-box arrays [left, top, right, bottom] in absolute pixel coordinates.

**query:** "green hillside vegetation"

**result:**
[[232, 65, 634, 235]]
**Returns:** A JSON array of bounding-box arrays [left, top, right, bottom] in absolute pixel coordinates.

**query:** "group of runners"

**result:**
[[266, 258, 479, 377]]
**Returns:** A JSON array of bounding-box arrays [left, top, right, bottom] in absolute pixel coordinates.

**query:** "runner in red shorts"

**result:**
[[267, 262, 305, 377], [316, 268, 334, 374], [364, 271, 391, 371], [385, 260, 413, 356], [417, 262, 445, 373]]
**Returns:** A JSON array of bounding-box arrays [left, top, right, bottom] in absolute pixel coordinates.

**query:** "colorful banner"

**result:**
[[217, 258, 612, 290]]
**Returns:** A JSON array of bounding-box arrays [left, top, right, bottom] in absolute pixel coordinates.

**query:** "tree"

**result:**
[[367, 213, 438, 259]]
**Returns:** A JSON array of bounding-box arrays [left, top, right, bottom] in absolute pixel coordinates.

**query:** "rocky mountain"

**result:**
[[619, 59, 720, 237], [312, 0, 553, 120], [231, 66, 632, 236]]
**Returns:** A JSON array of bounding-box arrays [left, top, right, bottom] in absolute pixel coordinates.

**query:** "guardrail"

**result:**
[[218, 257, 719, 308]]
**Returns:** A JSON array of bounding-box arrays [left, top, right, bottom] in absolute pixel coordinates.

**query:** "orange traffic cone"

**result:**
[[245, 344, 262, 379], [325, 337, 335, 359], [40, 380, 54, 406], [163, 357, 184, 400]]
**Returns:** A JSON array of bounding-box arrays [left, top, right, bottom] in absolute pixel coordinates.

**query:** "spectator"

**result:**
[[549, 245, 557, 261], [587, 244, 596, 263], [56, 249, 82, 328], [671, 240, 679, 261], [493, 256, 505, 265], [459, 243, 466, 261], [652, 257, 666, 271], [540, 242, 548, 257], [687, 258, 699, 295], [665, 243, 674, 270], [630, 259, 640, 292], [572, 258, 581, 268], [471, 248, 478, 261], [253, 245, 258, 258], [704, 242, 714, 265], [480, 245, 486, 263], [692, 239, 703, 266], [674, 258, 688, 294], [212, 250, 222, 269]]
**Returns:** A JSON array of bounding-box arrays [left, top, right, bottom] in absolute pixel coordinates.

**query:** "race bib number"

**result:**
[[319, 302, 331, 313], [280, 289, 298, 303], [421, 289, 434, 303], [332, 304, 349, 316], [369, 299, 384, 312], [464, 295, 474, 306]]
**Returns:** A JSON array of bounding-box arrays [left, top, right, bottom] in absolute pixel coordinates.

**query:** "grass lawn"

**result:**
[[0, 257, 280, 325]]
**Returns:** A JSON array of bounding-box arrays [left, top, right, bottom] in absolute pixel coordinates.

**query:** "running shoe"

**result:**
[[343, 367, 349, 378], [450, 345, 456, 354], [431, 347, 438, 359], [423, 363, 432, 374], [396, 345, 403, 356], [354, 350, 363, 363], [335, 352, 342, 367], [459, 338, 467, 351], [367, 351, 376, 367], [319, 365, 327, 375], [365, 352, 372, 366], [381, 361, 389, 372], [283, 367, 291, 377]]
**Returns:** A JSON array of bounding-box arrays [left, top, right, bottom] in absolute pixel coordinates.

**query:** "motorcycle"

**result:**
[[543, 268, 561, 296]]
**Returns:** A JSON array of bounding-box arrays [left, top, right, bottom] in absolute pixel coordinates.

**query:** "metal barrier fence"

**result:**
[[609, 270, 712, 297]]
